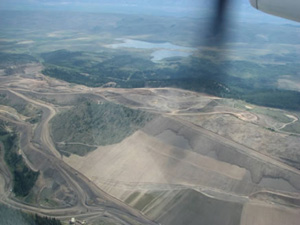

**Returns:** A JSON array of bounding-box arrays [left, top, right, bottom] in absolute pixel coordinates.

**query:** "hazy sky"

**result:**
[[0, 0, 254, 12], [0, 0, 297, 24]]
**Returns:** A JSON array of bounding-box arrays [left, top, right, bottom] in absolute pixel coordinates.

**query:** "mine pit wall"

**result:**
[[144, 117, 300, 190]]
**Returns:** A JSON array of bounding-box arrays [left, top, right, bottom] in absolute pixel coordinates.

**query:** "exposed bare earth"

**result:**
[[241, 202, 300, 225], [1, 63, 300, 224]]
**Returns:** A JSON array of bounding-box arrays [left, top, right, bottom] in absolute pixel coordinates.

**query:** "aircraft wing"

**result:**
[[249, 0, 300, 22]]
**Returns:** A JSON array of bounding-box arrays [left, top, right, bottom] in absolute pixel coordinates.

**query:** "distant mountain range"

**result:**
[[1, 0, 251, 9], [0, 0, 295, 24]]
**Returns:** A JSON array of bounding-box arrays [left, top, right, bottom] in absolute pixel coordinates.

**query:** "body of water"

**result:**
[[106, 39, 195, 62]]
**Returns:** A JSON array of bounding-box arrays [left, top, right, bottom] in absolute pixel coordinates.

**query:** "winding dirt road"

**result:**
[[0, 87, 158, 225], [1, 64, 300, 224]]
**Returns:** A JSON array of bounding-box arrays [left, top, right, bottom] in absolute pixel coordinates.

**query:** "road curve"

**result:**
[[0, 89, 157, 225]]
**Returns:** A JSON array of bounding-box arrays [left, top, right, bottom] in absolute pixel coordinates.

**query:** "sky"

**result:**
[[0, 0, 253, 13], [0, 0, 297, 24]]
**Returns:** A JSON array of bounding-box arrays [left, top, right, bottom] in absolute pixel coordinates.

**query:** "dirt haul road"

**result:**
[[0, 88, 158, 225], [1, 64, 300, 224]]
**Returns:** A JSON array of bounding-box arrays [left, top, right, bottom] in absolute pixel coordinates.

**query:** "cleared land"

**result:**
[[241, 202, 300, 225], [1, 63, 300, 225], [0, 64, 157, 225]]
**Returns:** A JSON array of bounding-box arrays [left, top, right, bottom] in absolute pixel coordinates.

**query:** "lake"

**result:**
[[106, 39, 195, 62]]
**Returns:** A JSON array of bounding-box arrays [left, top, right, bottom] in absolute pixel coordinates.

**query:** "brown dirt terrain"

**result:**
[[241, 202, 300, 225], [1, 63, 300, 224], [0, 64, 157, 225]]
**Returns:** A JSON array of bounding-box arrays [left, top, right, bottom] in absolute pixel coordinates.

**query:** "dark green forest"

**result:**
[[1, 49, 299, 111], [0, 123, 39, 197], [0, 52, 37, 69], [41, 50, 300, 111], [51, 99, 154, 156], [0, 204, 61, 225]]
